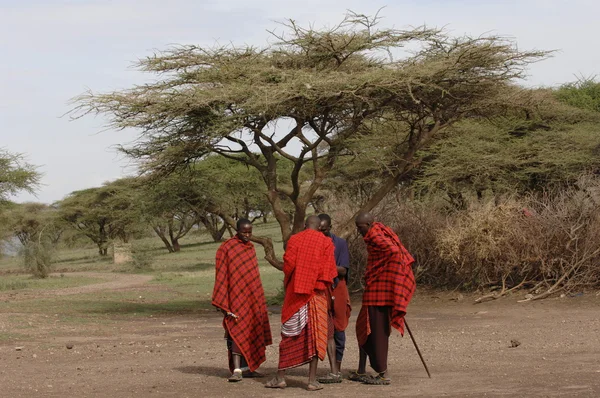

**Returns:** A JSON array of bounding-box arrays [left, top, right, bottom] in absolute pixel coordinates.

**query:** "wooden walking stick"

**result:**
[[405, 319, 431, 378]]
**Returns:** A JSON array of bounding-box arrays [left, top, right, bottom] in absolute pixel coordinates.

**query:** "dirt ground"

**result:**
[[1, 276, 599, 397]]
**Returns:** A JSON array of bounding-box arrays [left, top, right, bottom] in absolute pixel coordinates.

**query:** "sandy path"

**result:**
[[0, 272, 153, 301]]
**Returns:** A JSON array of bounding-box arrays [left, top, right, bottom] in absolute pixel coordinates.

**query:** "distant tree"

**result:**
[[413, 119, 600, 206], [58, 179, 143, 256], [555, 78, 600, 113], [140, 155, 273, 250], [0, 150, 40, 202], [4, 202, 65, 245], [72, 11, 547, 268]]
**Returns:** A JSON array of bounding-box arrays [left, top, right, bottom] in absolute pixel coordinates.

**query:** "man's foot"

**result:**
[[228, 369, 243, 382], [362, 374, 391, 385], [265, 377, 287, 389], [317, 372, 342, 384], [348, 370, 370, 383], [307, 381, 323, 391], [242, 370, 265, 378]]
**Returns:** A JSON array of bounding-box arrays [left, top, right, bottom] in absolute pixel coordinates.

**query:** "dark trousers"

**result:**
[[363, 306, 391, 373]]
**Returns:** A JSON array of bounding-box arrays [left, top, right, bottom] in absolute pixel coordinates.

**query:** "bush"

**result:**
[[339, 174, 600, 299], [130, 245, 155, 270], [21, 238, 55, 278]]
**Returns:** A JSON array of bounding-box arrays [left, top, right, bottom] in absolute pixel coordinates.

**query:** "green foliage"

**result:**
[[3, 202, 65, 245], [413, 120, 600, 200], [0, 150, 40, 202], [555, 78, 600, 113], [21, 237, 55, 278], [57, 178, 145, 255], [130, 245, 155, 271], [72, 11, 548, 242]]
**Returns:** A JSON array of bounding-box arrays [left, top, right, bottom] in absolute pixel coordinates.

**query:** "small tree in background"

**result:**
[[0, 149, 40, 203], [57, 179, 144, 256]]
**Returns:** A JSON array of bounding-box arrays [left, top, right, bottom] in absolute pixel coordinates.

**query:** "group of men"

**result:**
[[211, 212, 416, 391]]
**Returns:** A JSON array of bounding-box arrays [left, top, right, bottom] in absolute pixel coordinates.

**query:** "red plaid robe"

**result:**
[[212, 236, 272, 372], [359, 222, 415, 340], [281, 229, 338, 324], [277, 229, 337, 369]]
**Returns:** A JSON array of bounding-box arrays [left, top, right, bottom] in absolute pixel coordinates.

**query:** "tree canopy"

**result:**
[[72, 11, 549, 267], [57, 179, 143, 255], [0, 150, 40, 203]]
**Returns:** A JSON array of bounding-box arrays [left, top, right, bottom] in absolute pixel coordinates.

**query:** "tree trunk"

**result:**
[[152, 226, 174, 253], [337, 122, 444, 239], [199, 215, 227, 242], [214, 223, 227, 241], [172, 238, 181, 252], [250, 235, 283, 271]]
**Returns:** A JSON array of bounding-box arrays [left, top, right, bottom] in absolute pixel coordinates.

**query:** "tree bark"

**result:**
[[337, 122, 444, 239], [152, 225, 175, 253]]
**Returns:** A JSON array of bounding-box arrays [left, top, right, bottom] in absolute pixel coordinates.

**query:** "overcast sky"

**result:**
[[1, 0, 597, 204]]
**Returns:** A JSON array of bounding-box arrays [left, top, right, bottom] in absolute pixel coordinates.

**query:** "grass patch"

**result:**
[[0, 332, 31, 342], [0, 275, 104, 292], [0, 221, 286, 325]]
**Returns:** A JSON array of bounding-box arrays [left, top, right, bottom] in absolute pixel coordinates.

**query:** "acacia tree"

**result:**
[[0, 150, 40, 202], [58, 179, 143, 256], [73, 12, 547, 268], [4, 202, 65, 245]]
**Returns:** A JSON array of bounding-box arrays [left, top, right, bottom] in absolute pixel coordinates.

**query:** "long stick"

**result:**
[[405, 319, 431, 378]]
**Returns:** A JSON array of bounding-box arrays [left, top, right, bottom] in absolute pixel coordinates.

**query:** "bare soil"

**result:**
[[1, 276, 599, 397]]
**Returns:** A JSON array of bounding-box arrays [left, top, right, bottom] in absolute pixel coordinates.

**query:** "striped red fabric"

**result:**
[[361, 222, 416, 335], [278, 293, 328, 370], [212, 236, 272, 372]]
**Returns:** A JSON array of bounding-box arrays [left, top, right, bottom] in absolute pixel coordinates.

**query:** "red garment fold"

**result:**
[[362, 222, 416, 335], [281, 229, 338, 324], [212, 236, 272, 372]]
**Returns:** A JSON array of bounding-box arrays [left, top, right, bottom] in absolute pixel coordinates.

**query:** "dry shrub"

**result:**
[[333, 194, 449, 292], [334, 174, 600, 299]]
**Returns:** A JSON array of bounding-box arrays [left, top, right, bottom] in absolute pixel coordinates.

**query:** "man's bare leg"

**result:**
[[357, 348, 367, 374], [307, 357, 323, 390], [348, 348, 369, 382], [326, 338, 337, 373], [232, 354, 241, 371], [336, 360, 342, 374], [308, 357, 319, 383], [228, 354, 243, 382]]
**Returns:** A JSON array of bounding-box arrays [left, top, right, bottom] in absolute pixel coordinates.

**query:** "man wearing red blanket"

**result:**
[[212, 218, 272, 382], [350, 212, 416, 386], [266, 215, 338, 391]]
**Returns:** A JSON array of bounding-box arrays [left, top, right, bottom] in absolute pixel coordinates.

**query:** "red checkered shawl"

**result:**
[[362, 222, 416, 335], [212, 236, 272, 371], [281, 229, 338, 324]]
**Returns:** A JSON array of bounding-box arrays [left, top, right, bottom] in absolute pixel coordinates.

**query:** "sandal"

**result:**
[[228, 369, 243, 382], [265, 377, 287, 389], [348, 371, 370, 383], [362, 374, 391, 385], [317, 372, 342, 384], [307, 381, 323, 391]]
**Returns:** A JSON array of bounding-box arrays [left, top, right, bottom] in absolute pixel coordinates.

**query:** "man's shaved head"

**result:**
[[355, 212, 374, 237], [355, 212, 374, 224], [305, 215, 321, 230]]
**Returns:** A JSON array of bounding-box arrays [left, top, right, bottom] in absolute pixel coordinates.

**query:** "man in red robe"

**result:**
[[265, 215, 338, 391], [212, 218, 272, 382], [349, 212, 416, 386], [316, 213, 351, 384]]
